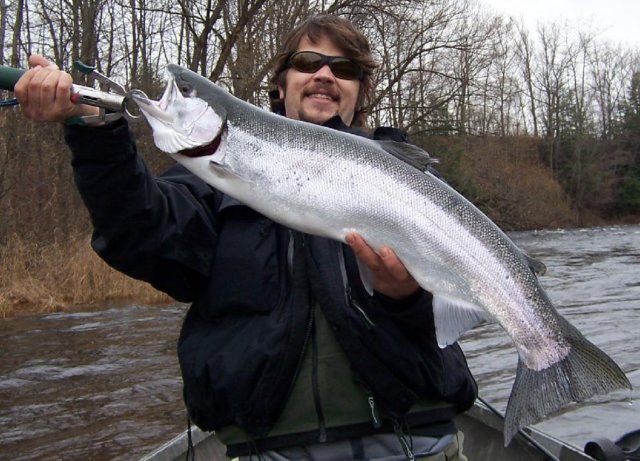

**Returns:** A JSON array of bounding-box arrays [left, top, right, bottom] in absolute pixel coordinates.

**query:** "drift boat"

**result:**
[[138, 399, 639, 461]]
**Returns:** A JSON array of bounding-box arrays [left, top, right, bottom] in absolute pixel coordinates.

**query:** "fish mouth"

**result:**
[[131, 82, 178, 122], [132, 74, 223, 154]]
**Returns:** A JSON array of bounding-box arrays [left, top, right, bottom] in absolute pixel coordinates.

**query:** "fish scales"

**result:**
[[224, 117, 522, 319], [133, 64, 631, 445]]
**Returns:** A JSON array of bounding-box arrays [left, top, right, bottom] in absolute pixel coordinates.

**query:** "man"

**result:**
[[16, 14, 476, 461]]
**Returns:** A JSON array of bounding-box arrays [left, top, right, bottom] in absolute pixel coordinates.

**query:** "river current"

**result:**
[[0, 225, 639, 460]]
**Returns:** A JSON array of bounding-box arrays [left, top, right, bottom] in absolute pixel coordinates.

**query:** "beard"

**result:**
[[297, 106, 339, 125]]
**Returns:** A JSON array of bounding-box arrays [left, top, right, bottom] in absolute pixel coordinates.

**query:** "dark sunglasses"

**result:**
[[287, 51, 364, 81]]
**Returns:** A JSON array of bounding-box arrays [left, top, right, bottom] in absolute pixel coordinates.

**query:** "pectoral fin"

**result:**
[[432, 295, 493, 347], [209, 159, 253, 183], [355, 258, 375, 296]]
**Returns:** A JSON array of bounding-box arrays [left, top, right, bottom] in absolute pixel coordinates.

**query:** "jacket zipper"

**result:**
[[347, 286, 376, 329], [365, 389, 382, 429], [338, 245, 376, 329], [281, 232, 314, 413], [284, 305, 314, 418], [302, 234, 327, 442], [310, 311, 327, 442], [276, 227, 296, 322]]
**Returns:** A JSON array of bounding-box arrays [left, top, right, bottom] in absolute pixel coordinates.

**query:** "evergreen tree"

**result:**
[[614, 71, 640, 213]]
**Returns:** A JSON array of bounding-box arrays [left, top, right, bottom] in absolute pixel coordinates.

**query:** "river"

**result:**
[[0, 225, 638, 460]]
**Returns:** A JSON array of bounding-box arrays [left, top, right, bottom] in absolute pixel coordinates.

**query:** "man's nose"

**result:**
[[312, 64, 336, 81]]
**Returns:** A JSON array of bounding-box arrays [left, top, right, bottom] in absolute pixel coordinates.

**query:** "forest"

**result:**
[[0, 0, 638, 313]]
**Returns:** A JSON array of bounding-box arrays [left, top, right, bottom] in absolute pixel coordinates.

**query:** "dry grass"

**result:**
[[426, 135, 578, 230], [461, 136, 576, 230], [0, 234, 172, 317]]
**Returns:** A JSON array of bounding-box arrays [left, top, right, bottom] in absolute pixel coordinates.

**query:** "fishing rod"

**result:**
[[476, 395, 562, 461], [0, 65, 24, 106], [0, 61, 145, 124]]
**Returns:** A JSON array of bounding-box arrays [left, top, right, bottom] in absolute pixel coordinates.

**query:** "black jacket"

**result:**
[[65, 116, 477, 439]]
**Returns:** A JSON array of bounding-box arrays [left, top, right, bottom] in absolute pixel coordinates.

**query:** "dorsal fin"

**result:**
[[376, 140, 439, 172], [525, 254, 547, 276]]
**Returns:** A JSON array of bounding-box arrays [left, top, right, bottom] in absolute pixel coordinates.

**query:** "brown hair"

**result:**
[[270, 15, 377, 127]]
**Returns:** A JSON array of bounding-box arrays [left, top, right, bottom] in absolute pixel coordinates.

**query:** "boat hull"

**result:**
[[139, 401, 594, 461]]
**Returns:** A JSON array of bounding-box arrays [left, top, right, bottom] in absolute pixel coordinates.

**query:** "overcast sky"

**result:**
[[481, 0, 640, 48]]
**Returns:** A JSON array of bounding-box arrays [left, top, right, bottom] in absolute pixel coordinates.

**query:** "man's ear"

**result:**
[[278, 84, 285, 100]]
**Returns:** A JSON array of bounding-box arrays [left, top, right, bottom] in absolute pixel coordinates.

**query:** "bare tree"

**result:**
[[590, 42, 632, 139], [177, 0, 225, 74], [0, 0, 7, 64], [515, 22, 539, 136], [11, 0, 25, 66], [484, 18, 523, 136], [564, 31, 596, 137], [362, 0, 470, 132], [225, 0, 310, 104]]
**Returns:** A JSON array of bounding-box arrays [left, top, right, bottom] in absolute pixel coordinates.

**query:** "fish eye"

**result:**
[[178, 83, 193, 96]]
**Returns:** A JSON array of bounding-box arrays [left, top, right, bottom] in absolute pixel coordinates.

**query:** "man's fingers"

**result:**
[[24, 67, 52, 118], [379, 247, 407, 278], [54, 73, 73, 110], [346, 233, 420, 300], [346, 232, 382, 270], [15, 63, 77, 122], [28, 54, 53, 69], [40, 70, 60, 104], [347, 233, 404, 277], [380, 247, 418, 288]]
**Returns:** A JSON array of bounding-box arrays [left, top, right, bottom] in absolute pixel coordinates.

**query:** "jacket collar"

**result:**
[[321, 115, 370, 138]]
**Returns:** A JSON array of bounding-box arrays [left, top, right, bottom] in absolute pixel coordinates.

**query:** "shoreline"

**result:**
[[0, 235, 172, 318], [2, 220, 637, 318]]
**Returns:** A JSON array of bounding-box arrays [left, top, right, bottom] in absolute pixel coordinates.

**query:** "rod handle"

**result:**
[[0, 65, 25, 91]]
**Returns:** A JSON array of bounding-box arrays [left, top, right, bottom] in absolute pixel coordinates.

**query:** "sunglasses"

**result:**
[[287, 51, 364, 81]]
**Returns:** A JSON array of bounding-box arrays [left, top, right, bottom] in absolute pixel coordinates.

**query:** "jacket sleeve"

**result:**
[[374, 290, 437, 342], [65, 119, 220, 302]]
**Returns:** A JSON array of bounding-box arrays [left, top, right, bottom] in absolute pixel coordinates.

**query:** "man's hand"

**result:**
[[346, 232, 420, 301], [14, 55, 99, 123]]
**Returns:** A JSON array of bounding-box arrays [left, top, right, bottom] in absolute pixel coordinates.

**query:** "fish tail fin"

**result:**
[[503, 318, 631, 446]]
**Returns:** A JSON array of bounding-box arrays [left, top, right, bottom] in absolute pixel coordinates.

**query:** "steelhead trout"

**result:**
[[133, 65, 631, 444]]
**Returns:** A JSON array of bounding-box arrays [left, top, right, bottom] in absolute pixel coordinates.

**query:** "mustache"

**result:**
[[303, 83, 339, 100]]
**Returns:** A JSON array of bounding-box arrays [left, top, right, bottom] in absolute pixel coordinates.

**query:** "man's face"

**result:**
[[278, 35, 361, 126]]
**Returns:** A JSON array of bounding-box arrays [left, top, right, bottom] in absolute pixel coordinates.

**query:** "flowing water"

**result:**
[[0, 304, 187, 460], [0, 225, 639, 460], [461, 224, 640, 448]]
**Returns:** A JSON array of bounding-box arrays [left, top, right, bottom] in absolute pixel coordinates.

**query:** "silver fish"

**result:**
[[133, 64, 631, 444]]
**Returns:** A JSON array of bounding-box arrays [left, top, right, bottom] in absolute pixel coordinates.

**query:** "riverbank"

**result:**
[[2, 218, 638, 318], [0, 235, 171, 317]]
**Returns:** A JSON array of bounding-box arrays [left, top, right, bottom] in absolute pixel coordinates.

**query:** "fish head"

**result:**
[[132, 64, 226, 155]]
